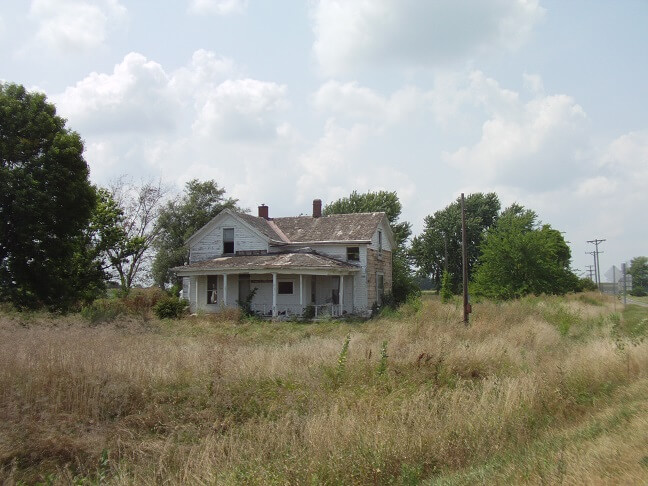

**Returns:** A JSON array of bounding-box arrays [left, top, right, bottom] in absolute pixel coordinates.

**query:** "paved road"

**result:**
[[626, 298, 648, 307]]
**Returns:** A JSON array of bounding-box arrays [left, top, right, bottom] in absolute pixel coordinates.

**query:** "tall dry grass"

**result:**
[[0, 293, 646, 484]]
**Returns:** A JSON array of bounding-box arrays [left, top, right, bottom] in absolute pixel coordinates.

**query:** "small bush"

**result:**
[[575, 277, 598, 292], [81, 299, 126, 324], [629, 287, 647, 297], [302, 304, 315, 320], [440, 270, 454, 303], [153, 297, 188, 319]]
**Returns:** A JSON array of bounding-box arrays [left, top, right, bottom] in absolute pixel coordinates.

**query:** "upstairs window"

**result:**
[[347, 246, 360, 261], [378, 230, 383, 254], [223, 228, 234, 254]]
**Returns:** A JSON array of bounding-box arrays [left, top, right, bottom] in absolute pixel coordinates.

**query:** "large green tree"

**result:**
[[0, 83, 98, 310], [411, 192, 500, 292], [323, 190, 418, 305], [152, 180, 239, 288], [628, 256, 648, 292], [472, 204, 578, 300]]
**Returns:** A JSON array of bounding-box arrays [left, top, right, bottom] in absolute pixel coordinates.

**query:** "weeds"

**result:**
[[377, 341, 388, 377], [0, 295, 647, 485]]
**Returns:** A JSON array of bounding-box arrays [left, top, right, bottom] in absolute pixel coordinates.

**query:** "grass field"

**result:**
[[1, 293, 647, 485]]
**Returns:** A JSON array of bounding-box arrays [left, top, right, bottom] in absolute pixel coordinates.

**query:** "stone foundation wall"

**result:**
[[366, 248, 392, 306]]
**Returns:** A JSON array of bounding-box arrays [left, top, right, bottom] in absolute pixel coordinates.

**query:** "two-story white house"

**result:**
[[173, 199, 394, 317]]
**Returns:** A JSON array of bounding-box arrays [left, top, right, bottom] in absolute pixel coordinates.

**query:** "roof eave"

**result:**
[[174, 266, 360, 276]]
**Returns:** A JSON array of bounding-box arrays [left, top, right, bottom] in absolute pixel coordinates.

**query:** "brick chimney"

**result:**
[[312, 199, 322, 218], [258, 204, 269, 219]]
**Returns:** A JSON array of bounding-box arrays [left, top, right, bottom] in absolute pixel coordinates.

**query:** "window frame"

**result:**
[[223, 227, 235, 254], [346, 246, 360, 262], [207, 275, 218, 305], [278, 281, 294, 295]]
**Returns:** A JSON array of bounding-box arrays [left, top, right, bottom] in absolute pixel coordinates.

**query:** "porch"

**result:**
[[183, 272, 356, 318]]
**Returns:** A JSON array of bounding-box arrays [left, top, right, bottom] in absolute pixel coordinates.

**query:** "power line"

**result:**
[[587, 239, 605, 291]]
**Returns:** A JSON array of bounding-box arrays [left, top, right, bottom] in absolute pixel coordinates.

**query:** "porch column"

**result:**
[[340, 275, 344, 313], [223, 273, 228, 307], [272, 272, 278, 317], [299, 274, 303, 307]]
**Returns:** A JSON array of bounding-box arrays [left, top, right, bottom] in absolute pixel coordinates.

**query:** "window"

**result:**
[[223, 228, 234, 254], [347, 246, 360, 261], [207, 275, 218, 304], [378, 230, 382, 254], [278, 281, 293, 294], [377, 273, 384, 306]]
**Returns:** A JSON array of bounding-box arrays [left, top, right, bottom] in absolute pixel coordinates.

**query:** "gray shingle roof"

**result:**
[[272, 212, 385, 242], [173, 250, 360, 273], [236, 212, 285, 241]]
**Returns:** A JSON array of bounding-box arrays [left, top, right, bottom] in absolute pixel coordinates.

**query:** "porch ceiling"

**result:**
[[173, 251, 360, 276]]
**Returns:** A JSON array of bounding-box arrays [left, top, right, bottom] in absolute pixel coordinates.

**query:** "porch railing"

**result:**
[[249, 303, 343, 318]]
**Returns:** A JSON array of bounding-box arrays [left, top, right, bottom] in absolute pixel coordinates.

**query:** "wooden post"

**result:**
[[461, 193, 470, 325], [339, 275, 344, 315], [299, 274, 303, 307], [223, 274, 228, 307], [272, 273, 278, 317]]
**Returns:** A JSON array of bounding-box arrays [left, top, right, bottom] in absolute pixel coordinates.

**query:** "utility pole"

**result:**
[[586, 251, 598, 288], [587, 239, 605, 290], [585, 265, 595, 281], [622, 262, 627, 306], [461, 193, 470, 325]]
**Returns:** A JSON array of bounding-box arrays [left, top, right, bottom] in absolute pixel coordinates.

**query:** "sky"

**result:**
[[1, 0, 647, 280]]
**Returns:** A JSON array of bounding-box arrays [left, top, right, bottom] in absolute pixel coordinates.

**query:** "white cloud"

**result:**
[[54, 52, 178, 134], [445, 72, 589, 191], [188, 0, 247, 15], [192, 78, 288, 141], [312, 0, 544, 75], [170, 49, 236, 98], [52, 50, 293, 196], [30, 0, 127, 53], [313, 80, 423, 124]]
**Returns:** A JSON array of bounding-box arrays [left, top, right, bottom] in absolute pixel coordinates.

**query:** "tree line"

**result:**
[[2, 83, 639, 312]]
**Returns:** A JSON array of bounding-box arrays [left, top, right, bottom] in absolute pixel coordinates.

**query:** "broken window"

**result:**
[[347, 246, 360, 261], [223, 228, 234, 254], [278, 281, 293, 294], [207, 275, 218, 304]]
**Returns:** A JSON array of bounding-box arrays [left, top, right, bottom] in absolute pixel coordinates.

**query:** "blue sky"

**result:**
[[1, 0, 647, 278]]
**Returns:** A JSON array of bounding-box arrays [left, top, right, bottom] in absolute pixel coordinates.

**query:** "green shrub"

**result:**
[[153, 297, 188, 319], [236, 288, 258, 317], [629, 287, 647, 297], [302, 304, 315, 320], [575, 277, 598, 292], [440, 270, 454, 303], [81, 299, 126, 324]]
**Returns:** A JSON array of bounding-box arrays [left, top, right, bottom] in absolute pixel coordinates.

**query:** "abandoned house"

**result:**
[[173, 199, 394, 317]]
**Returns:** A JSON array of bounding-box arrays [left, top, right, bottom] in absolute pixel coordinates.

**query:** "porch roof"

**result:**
[[173, 250, 361, 275]]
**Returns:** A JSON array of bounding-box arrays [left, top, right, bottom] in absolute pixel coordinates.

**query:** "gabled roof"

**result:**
[[272, 212, 387, 243], [186, 209, 284, 247], [186, 208, 395, 247]]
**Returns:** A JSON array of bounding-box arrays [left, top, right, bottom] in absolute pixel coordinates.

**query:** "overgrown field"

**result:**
[[1, 293, 647, 485]]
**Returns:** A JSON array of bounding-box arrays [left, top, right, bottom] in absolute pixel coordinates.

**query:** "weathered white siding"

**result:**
[[368, 220, 393, 253], [190, 215, 268, 263], [303, 243, 369, 312]]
